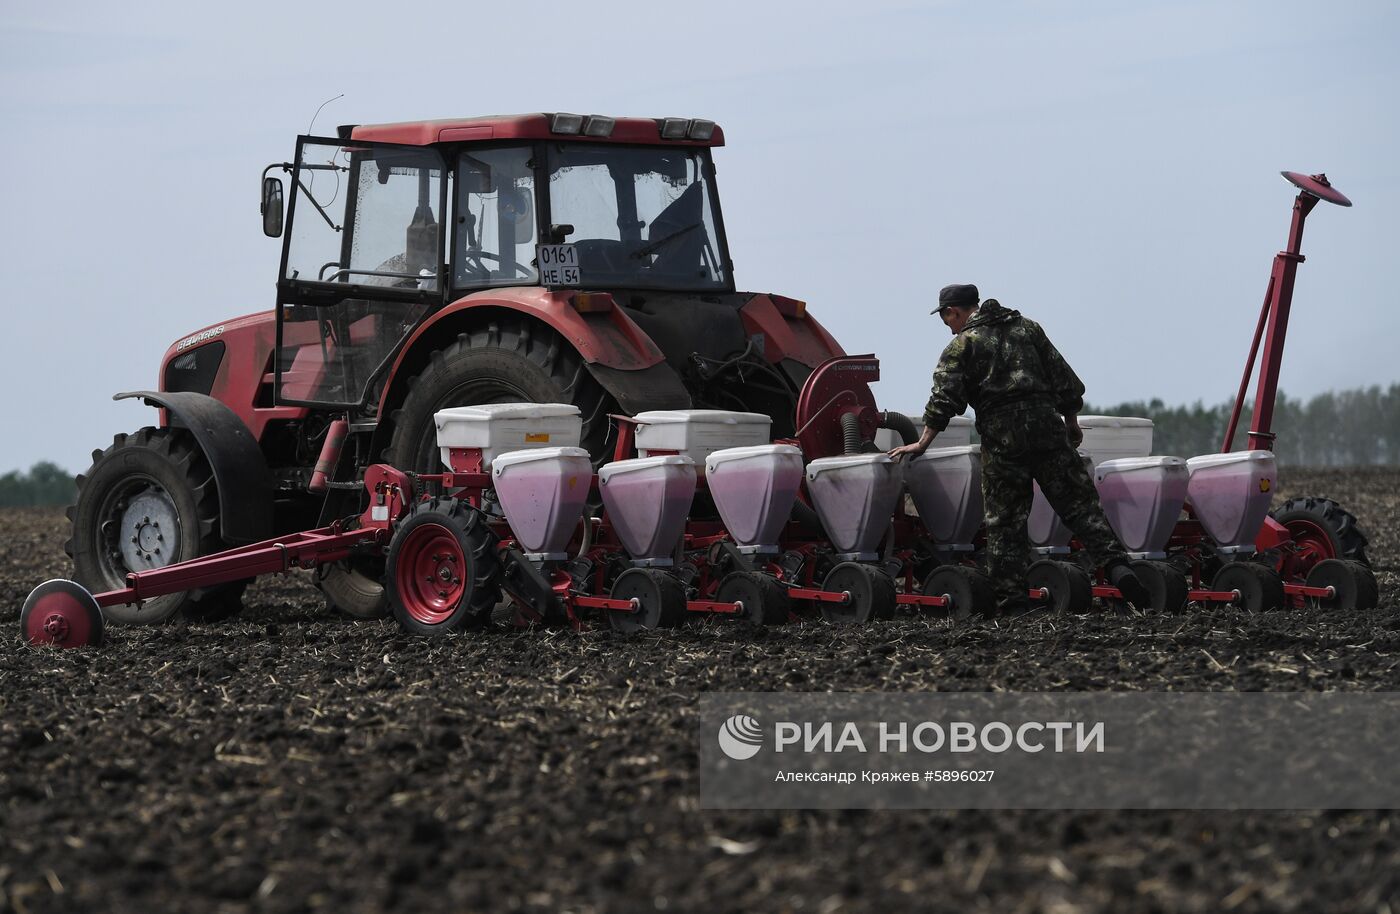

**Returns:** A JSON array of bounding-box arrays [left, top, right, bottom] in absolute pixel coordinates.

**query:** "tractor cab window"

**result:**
[[454, 147, 540, 288], [545, 145, 728, 291], [284, 143, 445, 291], [276, 139, 446, 408]]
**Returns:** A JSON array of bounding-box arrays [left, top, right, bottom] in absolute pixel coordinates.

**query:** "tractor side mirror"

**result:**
[[261, 177, 284, 238]]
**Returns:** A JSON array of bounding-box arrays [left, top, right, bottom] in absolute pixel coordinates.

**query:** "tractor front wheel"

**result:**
[[66, 427, 245, 624]]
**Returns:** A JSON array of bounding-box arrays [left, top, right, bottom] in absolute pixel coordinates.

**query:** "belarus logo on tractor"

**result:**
[[28, 113, 1375, 647]]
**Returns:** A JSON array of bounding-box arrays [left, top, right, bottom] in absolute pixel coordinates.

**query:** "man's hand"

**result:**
[[888, 426, 937, 463], [1066, 414, 1084, 448]]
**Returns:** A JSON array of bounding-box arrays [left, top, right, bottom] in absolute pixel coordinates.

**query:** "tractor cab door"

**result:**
[[275, 136, 448, 409]]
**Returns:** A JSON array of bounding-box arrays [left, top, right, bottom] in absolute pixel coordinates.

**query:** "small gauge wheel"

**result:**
[[1130, 560, 1189, 613], [1343, 560, 1379, 610], [819, 562, 896, 624], [1028, 560, 1093, 614], [921, 565, 996, 621], [1212, 562, 1285, 611], [1304, 558, 1370, 611], [716, 571, 791, 625], [608, 567, 687, 633]]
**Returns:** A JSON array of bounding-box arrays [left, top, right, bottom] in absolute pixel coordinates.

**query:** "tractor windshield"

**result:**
[[543, 144, 729, 291]]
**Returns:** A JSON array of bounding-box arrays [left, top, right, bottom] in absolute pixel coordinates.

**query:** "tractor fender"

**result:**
[[113, 390, 275, 545], [375, 291, 691, 424]]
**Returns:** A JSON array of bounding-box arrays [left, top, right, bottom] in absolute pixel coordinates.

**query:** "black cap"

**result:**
[[932, 283, 979, 314]]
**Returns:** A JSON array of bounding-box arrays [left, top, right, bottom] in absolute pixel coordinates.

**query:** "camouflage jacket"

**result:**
[[921, 300, 1086, 433]]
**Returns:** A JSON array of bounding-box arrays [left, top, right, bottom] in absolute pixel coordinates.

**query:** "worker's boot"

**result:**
[[1106, 561, 1150, 610]]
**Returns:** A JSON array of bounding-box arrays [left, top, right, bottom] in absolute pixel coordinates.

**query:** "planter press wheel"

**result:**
[[608, 568, 686, 633], [1304, 559, 1379, 611], [1211, 562, 1285, 612], [1129, 560, 1190, 613], [819, 562, 896, 624], [1027, 560, 1093, 614], [20, 580, 105, 648], [921, 565, 995, 621], [716, 571, 791, 626]]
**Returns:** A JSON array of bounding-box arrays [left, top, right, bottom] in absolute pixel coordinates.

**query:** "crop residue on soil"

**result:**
[[2, 468, 1399, 913]]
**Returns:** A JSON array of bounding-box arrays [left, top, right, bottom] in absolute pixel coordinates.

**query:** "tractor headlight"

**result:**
[[660, 117, 690, 140], [687, 119, 715, 141], [582, 115, 615, 137], [550, 113, 584, 135]]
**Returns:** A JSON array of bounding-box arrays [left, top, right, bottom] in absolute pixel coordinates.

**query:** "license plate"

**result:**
[[536, 244, 580, 286]]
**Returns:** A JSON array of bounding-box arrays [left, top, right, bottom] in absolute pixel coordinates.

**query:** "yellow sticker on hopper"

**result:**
[[525, 433, 551, 443], [1260, 478, 1271, 493]]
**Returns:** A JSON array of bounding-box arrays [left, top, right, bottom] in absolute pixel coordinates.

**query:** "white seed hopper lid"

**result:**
[[1096, 456, 1188, 477], [1186, 450, 1275, 472], [806, 453, 895, 477], [1076, 415, 1155, 429], [634, 409, 771, 426], [598, 454, 696, 482], [912, 444, 980, 462], [705, 443, 803, 471], [491, 447, 591, 474], [436, 402, 580, 425]]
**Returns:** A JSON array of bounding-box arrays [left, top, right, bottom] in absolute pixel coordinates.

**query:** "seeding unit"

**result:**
[[18, 151, 1377, 647]]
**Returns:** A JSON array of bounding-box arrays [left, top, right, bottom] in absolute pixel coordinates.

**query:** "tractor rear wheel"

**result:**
[[66, 427, 246, 624], [384, 318, 615, 473]]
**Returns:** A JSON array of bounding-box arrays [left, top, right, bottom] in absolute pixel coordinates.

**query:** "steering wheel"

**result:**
[[461, 249, 535, 280]]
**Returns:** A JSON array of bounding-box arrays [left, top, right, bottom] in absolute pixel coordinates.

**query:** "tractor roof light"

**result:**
[[687, 119, 715, 141], [582, 115, 615, 138], [660, 117, 690, 140], [550, 112, 584, 135]]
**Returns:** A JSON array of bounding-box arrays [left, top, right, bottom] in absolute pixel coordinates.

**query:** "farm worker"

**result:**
[[887, 283, 1149, 614]]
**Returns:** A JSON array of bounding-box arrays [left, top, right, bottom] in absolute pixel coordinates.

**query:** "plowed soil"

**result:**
[[2, 468, 1398, 914]]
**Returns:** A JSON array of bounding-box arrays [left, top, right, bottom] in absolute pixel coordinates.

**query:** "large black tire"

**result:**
[[325, 319, 616, 620], [1271, 496, 1371, 571], [66, 427, 245, 624], [384, 317, 615, 473], [386, 498, 503, 636]]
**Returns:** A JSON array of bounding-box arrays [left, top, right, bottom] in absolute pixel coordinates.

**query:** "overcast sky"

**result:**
[[1, 0, 1395, 474]]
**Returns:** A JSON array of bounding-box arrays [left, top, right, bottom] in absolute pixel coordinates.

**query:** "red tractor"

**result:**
[[66, 113, 848, 622]]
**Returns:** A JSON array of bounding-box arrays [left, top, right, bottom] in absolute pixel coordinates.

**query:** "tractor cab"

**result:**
[[262, 114, 735, 411]]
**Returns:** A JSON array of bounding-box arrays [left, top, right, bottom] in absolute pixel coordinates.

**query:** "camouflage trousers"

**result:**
[[978, 408, 1127, 609]]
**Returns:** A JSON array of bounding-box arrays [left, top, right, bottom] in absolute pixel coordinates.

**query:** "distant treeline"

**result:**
[[0, 461, 76, 508], [1086, 384, 1400, 466]]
